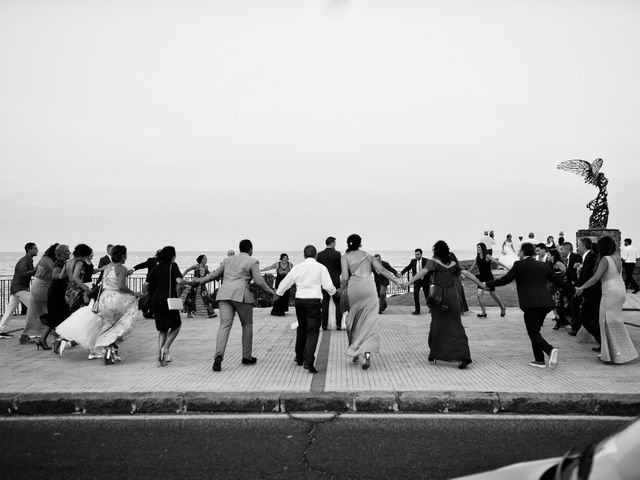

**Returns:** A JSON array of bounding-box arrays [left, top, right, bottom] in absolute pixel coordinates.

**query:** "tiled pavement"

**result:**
[[1, 304, 639, 414]]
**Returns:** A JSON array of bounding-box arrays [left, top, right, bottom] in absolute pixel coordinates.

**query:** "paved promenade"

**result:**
[[1, 304, 639, 415]]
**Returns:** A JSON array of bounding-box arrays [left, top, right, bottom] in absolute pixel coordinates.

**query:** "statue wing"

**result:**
[[591, 158, 603, 176], [557, 159, 596, 184]]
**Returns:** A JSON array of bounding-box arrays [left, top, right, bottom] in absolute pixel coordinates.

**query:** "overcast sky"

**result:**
[[1, 0, 638, 254]]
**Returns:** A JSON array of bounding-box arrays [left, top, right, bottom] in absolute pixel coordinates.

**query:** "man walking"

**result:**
[[622, 238, 639, 294], [197, 239, 276, 372], [316, 236, 342, 330], [373, 254, 398, 314], [0, 243, 38, 339], [96, 244, 113, 283], [401, 248, 428, 315], [275, 245, 336, 373], [558, 241, 582, 334], [484, 242, 568, 369], [575, 237, 602, 349]]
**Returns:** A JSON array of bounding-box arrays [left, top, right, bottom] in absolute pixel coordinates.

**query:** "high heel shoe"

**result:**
[[52, 338, 61, 355], [103, 346, 116, 365], [362, 352, 371, 370], [58, 340, 69, 357], [158, 347, 167, 367], [500, 307, 506, 317], [352, 355, 360, 363], [35, 339, 51, 351], [477, 313, 487, 318]]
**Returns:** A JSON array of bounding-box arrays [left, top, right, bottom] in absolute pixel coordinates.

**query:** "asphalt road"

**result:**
[[1, 414, 634, 480]]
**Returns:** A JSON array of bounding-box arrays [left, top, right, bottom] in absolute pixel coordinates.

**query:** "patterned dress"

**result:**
[[184, 266, 216, 317]]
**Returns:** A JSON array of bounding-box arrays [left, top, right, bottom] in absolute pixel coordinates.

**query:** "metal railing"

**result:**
[[0, 269, 412, 316]]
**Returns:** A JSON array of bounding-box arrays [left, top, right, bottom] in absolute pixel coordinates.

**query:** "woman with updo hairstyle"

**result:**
[[341, 233, 401, 370], [576, 235, 638, 364], [64, 243, 94, 313], [261, 253, 294, 316], [183, 254, 217, 318], [91, 245, 139, 364], [406, 240, 484, 369]]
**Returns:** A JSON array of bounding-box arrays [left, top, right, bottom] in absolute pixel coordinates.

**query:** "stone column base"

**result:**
[[576, 228, 621, 250]]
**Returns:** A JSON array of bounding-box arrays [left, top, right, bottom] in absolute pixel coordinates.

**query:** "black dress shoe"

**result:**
[[592, 346, 601, 352], [294, 357, 303, 366], [412, 311, 420, 315], [212, 355, 222, 372], [304, 365, 318, 374], [336, 327, 342, 331], [242, 356, 257, 365]]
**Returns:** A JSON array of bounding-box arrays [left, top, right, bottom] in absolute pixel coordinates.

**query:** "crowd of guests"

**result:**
[[0, 231, 638, 374]]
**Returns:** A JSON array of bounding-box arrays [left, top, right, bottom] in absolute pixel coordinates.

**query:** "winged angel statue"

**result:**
[[557, 158, 609, 228]]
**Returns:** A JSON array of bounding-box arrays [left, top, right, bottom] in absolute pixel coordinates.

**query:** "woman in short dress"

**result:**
[[183, 255, 217, 318], [261, 253, 293, 316], [468, 243, 508, 318], [407, 240, 484, 369], [576, 236, 638, 364], [23, 243, 59, 348], [148, 246, 192, 366], [341, 234, 401, 370]]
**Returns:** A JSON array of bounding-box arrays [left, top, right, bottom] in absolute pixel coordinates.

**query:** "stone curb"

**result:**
[[2, 391, 640, 416]]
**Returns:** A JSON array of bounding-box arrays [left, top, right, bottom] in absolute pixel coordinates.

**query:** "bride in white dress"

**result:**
[[499, 234, 519, 268]]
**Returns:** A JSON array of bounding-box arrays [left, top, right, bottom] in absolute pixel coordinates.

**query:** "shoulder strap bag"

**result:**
[[166, 263, 184, 311]]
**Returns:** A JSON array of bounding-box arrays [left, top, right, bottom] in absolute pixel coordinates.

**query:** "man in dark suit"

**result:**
[[401, 248, 428, 315], [575, 237, 602, 348], [373, 254, 399, 314], [96, 244, 113, 283], [559, 241, 582, 335], [316, 236, 342, 331], [485, 242, 569, 369]]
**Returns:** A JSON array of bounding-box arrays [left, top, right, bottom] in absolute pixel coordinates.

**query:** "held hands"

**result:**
[[575, 286, 583, 296]]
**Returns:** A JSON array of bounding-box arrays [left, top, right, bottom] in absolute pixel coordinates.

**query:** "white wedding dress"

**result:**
[[499, 241, 519, 268]]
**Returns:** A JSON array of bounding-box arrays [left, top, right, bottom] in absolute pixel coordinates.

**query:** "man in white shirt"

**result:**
[[275, 245, 336, 374], [479, 231, 496, 255], [622, 238, 639, 293]]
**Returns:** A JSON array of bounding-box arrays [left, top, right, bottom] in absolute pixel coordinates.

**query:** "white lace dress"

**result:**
[[94, 264, 138, 349]]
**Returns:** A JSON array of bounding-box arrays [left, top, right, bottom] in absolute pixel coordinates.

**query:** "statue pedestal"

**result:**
[[576, 228, 621, 250]]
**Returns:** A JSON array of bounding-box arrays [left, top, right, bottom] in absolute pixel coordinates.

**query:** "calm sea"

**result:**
[[0, 250, 478, 277]]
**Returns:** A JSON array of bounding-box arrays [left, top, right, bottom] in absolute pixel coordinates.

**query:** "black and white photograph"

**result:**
[[1, 1, 639, 478]]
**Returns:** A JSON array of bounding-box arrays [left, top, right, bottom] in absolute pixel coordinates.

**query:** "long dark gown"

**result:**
[[426, 260, 471, 364], [44, 264, 70, 329], [271, 263, 292, 315]]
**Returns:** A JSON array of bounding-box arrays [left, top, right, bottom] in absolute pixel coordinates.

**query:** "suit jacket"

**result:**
[[565, 252, 582, 286], [374, 260, 398, 287], [486, 257, 567, 310], [316, 247, 342, 288], [401, 258, 428, 278], [576, 250, 602, 305], [206, 253, 272, 304], [98, 255, 111, 269]]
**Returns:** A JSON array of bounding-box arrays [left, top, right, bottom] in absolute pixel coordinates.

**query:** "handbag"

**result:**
[[166, 264, 184, 311], [91, 281, 104, 313]]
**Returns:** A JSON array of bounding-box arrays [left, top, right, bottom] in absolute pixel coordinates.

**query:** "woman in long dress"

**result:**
[[341, 234, 401, 370], [45, 245, 71, 354], [261, 253, 293, 316], [93, 245, 139, 365], [23, 243, 58, 347], [499, 234, 519, 268], [576, 236, 638, 364], [64, 244, 94, 313], [183, 255, 217, 318], [406, 240, 484, 369], [468, 243, 508, 318]]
